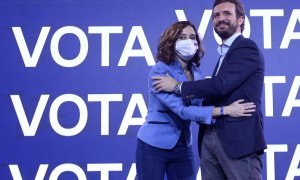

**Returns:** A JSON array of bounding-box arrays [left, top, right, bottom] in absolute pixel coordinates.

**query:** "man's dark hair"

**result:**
[[213, 0, 245, 32]]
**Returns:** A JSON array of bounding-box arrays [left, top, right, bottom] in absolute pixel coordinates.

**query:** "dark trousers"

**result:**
[[200, 128, 262, 180], [136, 134, 196, 180]]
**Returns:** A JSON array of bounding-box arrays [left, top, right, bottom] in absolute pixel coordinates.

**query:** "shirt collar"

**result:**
[[217, 33, 241, 55], [223, 32, 241, 46]]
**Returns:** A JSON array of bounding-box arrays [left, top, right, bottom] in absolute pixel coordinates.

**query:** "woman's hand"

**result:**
[[224, 99, 256, 117]]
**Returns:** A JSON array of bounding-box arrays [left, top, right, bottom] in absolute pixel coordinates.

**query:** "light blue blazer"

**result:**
[[137, 60, 213, 149]]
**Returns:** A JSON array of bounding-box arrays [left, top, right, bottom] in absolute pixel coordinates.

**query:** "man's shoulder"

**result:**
[[237, 36, 257, 45], [234, 36, 259, 49]]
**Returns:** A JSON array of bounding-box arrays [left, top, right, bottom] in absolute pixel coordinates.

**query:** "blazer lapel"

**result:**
[[212, 56, 222, 76], [212, 35, 244, 76], [171, 60, 187, 82], [224, 35, 244, 58]]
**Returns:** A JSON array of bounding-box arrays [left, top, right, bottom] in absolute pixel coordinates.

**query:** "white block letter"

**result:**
[[281, 10, 300, 49], [286, 145, 300, 180], [265, 144, 288, 180], [51, 26, 88, 67], [264, 76, 286, 117], [250, 9, 284, 49], [118, 94, 147, 135], [50, 164, 86, 180], [87, 163, 122, 180], [11, 95, 49, 136], [50, 94, 88, 136], [282, 76, 300, 116], [89, 26, 123, 66], [119, 26, 154, 66], [88, 94, 123, 135], [12, 27, 50, 67]]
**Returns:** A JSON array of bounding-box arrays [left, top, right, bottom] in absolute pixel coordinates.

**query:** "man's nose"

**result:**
[[217, 14, 226, 21]]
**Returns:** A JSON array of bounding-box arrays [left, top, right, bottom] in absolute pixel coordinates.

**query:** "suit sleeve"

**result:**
[[149, 64, 214, 124], [181, 39, 263, 100]]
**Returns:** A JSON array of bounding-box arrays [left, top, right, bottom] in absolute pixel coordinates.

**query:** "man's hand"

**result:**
[[225, 99, 256, 117], [152, 74, 178, 92]]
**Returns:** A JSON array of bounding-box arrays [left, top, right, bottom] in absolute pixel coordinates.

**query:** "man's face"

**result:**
[[212, 2, 243, 41]]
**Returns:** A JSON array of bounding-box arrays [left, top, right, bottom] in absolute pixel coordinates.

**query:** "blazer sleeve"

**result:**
[[181, 38, 263, 100], [149, 63, 214, 124]]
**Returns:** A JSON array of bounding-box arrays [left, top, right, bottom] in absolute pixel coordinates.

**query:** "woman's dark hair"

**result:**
[[213, 0, 245, 32], [156, 21, 204, 66]]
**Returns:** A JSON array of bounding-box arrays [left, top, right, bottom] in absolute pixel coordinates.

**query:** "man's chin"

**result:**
[[217, 32, 231, 40], [216, 30, 226, 36], [215, 27, 227, 34]]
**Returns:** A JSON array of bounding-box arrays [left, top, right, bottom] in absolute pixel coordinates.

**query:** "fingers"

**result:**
[[152, 81, 160, 91], [236, 100, 256, 108], [239, 106, 256, 117], [242, 102, 255, 106], [235, 99, 245, 103], [244, 109, 256, 113], [239, 102, 256, 110], [241, 113, 252, 116], [152, 73, 169, 80], [152, 76, 164, 80], [237, 111, 254, 117], [244, 104, 256, 110], [153, 82, 163, 91], [152, 76, 164, 91], [152, 79, 160, 86]]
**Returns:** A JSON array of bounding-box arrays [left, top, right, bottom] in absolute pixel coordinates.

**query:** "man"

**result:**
[[152, 0, 267, 179]]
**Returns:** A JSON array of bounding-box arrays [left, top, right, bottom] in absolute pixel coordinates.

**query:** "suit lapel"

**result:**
[[212, 56, 222, 76], [225, 35, 244, 58], [212, 35, 244, 76]]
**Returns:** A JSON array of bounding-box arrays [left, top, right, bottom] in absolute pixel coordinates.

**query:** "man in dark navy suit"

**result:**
[[152, 0, 267, 179]]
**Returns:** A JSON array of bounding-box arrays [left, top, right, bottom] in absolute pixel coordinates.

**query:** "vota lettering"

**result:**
[[10, 94, 147, 136], [11, 9, 300, 69], [12, 26, 155, 68]]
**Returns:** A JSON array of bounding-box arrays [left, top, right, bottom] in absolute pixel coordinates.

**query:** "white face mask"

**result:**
[[175, 39, 198, 61]]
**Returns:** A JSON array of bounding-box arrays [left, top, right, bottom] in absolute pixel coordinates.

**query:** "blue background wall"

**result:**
[[0, 0, 300, 179]]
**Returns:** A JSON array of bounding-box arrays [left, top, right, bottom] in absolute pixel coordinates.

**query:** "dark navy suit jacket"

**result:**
[[181, 35, 267, 158]]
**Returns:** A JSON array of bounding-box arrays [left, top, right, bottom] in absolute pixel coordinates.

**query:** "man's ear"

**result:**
[[238, 16, 244, 26]]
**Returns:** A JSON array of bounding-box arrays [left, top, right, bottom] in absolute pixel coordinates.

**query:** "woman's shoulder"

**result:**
[[153, 61, 170, 69], [149, 61, 172, 75]]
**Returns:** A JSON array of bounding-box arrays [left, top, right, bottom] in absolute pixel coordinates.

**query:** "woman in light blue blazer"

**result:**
[[136, 21, 255, 180]]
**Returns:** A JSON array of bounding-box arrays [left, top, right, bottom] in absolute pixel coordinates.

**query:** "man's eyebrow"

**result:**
[[223, 10, 231, 13]]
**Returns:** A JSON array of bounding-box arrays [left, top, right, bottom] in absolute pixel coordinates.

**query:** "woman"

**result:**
[[136, 21, 255, 180]]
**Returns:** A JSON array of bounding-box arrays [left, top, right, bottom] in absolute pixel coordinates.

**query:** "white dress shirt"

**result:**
[[215, 33, 241, 75]]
